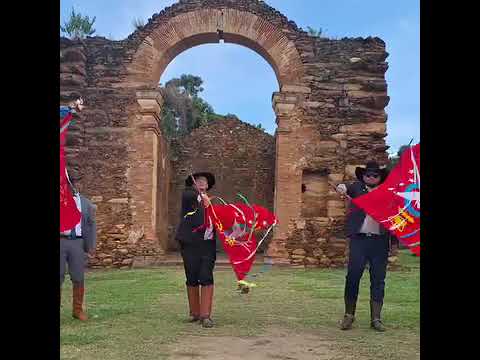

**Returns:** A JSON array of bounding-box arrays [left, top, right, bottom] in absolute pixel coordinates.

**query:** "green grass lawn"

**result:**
[[61, 250, 420, 360]]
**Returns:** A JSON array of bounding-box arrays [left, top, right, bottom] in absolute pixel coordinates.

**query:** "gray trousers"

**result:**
[[60, 238, 86, 286]]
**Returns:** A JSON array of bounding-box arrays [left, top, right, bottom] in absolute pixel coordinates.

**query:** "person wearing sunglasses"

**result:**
[[336, 161, 390, 332]]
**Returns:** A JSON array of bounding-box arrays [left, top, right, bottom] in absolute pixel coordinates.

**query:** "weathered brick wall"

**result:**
[[274, 36, 390, 268], [155, 135, 172, 254], [59, 0, 394, 269], [167, 117, 275, 251], [61, 38, 168, 269]]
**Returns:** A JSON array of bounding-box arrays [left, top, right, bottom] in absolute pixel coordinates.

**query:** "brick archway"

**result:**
[[60, 0, 390, 268], [125, 8, 305, 87], [123, 0, 312, 260]]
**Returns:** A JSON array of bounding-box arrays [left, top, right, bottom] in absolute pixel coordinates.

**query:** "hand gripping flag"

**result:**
[[352, 144, 420, 255], [60, 107, 81, 232]]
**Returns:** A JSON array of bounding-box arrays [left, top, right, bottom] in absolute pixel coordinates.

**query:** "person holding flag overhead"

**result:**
[[60, 174, 97, 321], [60, 96, 83, 232], [60, 96, 97, 321]]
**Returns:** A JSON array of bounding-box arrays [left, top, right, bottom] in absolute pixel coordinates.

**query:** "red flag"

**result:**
[[218, 231, 258, 281], [60, 112, 81, 232], [205, 204, 277, 281], [352, 144, 420, 255]]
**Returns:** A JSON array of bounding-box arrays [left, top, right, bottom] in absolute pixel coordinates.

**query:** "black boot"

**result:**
[[340, 298, 357, 330], [370, 300, 386, 332]]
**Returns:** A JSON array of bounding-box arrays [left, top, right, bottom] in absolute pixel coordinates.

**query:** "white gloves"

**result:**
[[336, 184, 347, 195]]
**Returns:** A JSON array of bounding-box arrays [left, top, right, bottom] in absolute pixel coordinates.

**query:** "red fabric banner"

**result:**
[[205, 204, 277, 280], [60, 112, 81, 232], [352, 144, 420, 255]]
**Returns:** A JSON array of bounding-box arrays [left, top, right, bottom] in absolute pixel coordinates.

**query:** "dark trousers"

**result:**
[[60, 237, 86, 286], [344, 233, 389, 303], [180, 240, 216, 286]]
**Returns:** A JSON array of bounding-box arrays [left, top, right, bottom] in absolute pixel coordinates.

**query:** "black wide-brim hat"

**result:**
[[185, 172, 215, 191], [355, 161, 388, 182]]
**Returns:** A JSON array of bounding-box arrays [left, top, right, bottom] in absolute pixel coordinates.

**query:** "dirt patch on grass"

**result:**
[[167, 327, 363, 360]]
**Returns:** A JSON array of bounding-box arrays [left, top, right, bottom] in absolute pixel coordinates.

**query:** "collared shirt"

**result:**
[[358, 184, 381, 235], [60, 193, 82, 237], [359, 214, 381, 235], [198, 194, 214, 240]]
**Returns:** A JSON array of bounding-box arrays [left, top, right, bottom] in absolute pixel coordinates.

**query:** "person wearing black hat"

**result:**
[[175, 171, 217, 328], [336, 161, 390, 332]]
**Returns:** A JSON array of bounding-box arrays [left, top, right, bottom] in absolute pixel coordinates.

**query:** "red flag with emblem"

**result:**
[[352, 144, 420, 255], [60, 111, 81, 232], [204, 204, 277, 281]]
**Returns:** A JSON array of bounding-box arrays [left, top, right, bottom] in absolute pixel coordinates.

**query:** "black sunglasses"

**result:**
[[364, 173, 380, 178]]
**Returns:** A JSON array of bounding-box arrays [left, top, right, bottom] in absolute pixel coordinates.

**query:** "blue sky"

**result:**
[[60, 0, 419, 155]]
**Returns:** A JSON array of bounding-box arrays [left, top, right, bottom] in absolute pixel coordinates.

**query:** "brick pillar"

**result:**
[[267, 127, 302, 263], [266, 86, 309, 263], [130, 91, 164, 247]]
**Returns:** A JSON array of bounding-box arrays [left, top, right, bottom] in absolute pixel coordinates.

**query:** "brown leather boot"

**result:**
[[72, 285, 88, 321], [208, 285, 214, 316], [340, 298, 357, 330], [186, 286, 200, 322], [370, 300, 386, 332], [199, 285, 214, 328]]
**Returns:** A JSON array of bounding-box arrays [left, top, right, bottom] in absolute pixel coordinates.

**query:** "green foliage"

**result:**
[[60, 7, 96, 39], [191, 96, 215, 128], [307, 26, 323, 37], [159, 74, 222, 139], [132, 18, 145, 30], [256, 123, 266, 131], [160, 106, 178, 139], [387, 143, 412, 170], [159, 74, 269, 139], [166, 74, 204, 97]]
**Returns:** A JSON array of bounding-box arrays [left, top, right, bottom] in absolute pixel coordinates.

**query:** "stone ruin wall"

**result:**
[[60, 0, 392, 269], [167, 117, 275, 251], [61, 38, 170, 268], [277, 37, 390, 268]]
